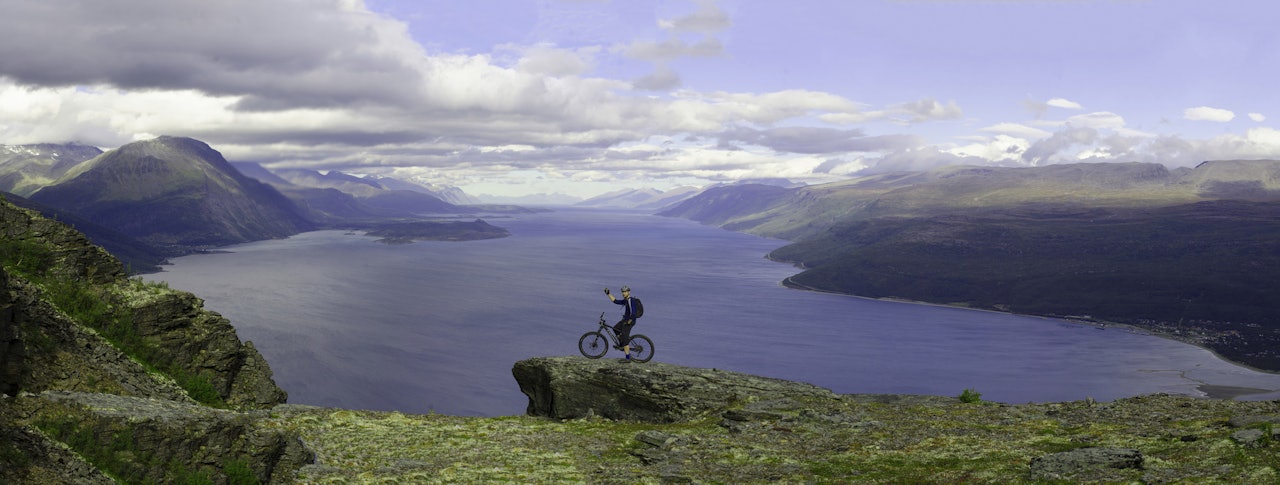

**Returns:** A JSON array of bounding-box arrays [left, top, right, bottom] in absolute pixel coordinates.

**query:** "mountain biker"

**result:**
[[604, 285, 641, 362]]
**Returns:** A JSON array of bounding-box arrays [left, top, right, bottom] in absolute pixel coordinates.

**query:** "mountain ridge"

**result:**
[[29, 136, 312, 248], [663, 160, 1280, 371], [0, 142, 104, 197]]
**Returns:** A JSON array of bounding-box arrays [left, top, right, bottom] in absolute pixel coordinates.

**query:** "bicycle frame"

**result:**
[[595, 312, 623, 346], [579, 311, 654, 362]]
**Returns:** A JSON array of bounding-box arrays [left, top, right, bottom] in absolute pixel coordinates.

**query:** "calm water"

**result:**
[[150, 209, 1280, 416]]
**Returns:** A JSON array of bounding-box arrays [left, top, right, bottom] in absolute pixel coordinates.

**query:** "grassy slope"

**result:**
[[263, 394, 1280, 484]]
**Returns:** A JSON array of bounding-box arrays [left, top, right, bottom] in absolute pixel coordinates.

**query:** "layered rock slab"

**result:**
[[513, 356, 837, 422]]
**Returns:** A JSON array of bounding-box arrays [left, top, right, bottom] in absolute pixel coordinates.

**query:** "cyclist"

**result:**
[[604, 285, 641, 362]]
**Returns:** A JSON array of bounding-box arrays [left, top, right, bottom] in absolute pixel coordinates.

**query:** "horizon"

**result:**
[[2, 0, 1278, 197]]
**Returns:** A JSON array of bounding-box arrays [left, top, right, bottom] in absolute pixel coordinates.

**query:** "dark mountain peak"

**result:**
[[29, 136, 310, 247]]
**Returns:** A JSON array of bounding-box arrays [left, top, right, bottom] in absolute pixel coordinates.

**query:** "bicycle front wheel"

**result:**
[[578, 331, 609, 359], [627, 334, 655, 363]]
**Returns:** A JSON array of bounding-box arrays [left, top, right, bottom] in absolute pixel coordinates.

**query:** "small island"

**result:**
[[361, 219, 510, 244]]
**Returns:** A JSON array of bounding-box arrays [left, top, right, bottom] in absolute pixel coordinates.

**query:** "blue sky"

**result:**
[[1, 0, 1277, 198]]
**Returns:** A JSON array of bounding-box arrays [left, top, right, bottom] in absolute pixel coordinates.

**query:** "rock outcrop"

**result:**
[[2, 197, 306, 483], [16, 391, 312, 484], [513, 356, 839, 423], [122, 288, 288, 408], [1, 199, 286, 408]]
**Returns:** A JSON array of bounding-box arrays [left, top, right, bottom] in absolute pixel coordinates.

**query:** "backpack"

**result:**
[[631, 297, 644, 319]]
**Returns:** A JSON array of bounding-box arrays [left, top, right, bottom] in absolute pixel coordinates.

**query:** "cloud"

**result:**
[[660, 0, 732, 34], [858, 146, 991, 174], [1047, 98, 1083, 109], [1184, 106, 1236, 122], [1024, 97, 1082, 118], [625, 0, 730, 91], [512, 45, 596, 77], [716, 126, 924, 154], [1022, 126, 1099, 165], [980, 122, 1052, 139], [0, 0, 430, 111], [632, 65, 683, 91], [5, 1, 1280, 196], [896, 98, 963, 123], [1065, 111, 1126, 130], [947, 135, 1030, 162]]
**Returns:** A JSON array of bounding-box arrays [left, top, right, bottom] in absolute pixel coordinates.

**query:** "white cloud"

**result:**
[[980, 122, 1052, 139], [946, 134, 1029, 162], [626, 0, 730, 91], [512, 45, 596, 77], [6, 1, 1280, 196], [1184, 106, 1236, 122], [659, 0, 732, 34], [1066, 111, 1126, 130], [1047, 98, 1083, 109], [896, 98, 963, 123]]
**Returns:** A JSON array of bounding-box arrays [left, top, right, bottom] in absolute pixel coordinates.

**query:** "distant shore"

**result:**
[[779, 275, 1280, 399]]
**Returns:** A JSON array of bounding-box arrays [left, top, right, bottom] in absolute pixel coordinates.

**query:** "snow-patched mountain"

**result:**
[[0, 142, 104, 196]]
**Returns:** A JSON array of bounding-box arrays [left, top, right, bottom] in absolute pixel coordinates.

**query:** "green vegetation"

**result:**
[[959, 388, 983, 404], [42, 276, 227, 408], [0, 236, 53, 277], [35, 413, 224, 484], [258, 394, 1280, 483], [2, 229, 226, 407]]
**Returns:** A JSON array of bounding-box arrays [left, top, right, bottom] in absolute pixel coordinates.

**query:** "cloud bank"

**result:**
[[1, 0, 1278, 197]]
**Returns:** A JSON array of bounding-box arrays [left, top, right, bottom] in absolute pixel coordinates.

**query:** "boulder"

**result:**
[[512, 356, 837, 423]]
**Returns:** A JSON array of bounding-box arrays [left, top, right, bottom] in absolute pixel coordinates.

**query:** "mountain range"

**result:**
[[6, 135, 1280, 369], [0, 136, 510, 270], [573, 186, 703, 210], [661, 160, 1280, 371]]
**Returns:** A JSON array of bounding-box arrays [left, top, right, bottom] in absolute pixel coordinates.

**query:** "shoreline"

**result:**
[[778, 275, 1280, 400]]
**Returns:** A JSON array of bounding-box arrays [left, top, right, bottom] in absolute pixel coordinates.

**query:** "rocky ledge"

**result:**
[[512, 356, 1280, 483], [513, 356, 839, 423]]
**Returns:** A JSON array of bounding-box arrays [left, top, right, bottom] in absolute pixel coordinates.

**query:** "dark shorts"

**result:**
[[615, 319, 635, 345]]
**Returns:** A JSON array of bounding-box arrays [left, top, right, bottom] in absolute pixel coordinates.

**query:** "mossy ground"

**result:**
[[261, 394, 1279, 484]]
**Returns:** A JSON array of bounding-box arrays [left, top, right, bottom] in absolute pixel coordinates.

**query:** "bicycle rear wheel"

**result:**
[[578, 331, 609, 359], [627, 334, 655, 363]]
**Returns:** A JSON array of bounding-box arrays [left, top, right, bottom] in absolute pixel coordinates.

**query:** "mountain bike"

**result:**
[[578, 312, 654, 363]]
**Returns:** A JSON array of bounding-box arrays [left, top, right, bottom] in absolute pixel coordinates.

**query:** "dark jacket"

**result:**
[[613, 296, 640, 320]]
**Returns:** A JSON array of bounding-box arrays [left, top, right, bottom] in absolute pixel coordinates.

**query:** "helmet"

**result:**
[[621, 285, 631, 292]]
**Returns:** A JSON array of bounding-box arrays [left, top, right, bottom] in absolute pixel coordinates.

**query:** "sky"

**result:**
[[1, 0, 1278, 199]]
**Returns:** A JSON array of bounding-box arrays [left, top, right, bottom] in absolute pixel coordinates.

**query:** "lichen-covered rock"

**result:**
[[120, 285, 287, 408], [0, 411, 115, 485], [0, 198, 124, 284], [1029, 447, 1144, 481], [26, 391, 313, 484], [512, 356, 838, 422], [1, 270, 191, 401]]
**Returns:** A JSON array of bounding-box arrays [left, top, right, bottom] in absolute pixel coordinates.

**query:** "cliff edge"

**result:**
[[2, 197, 306, 483]]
